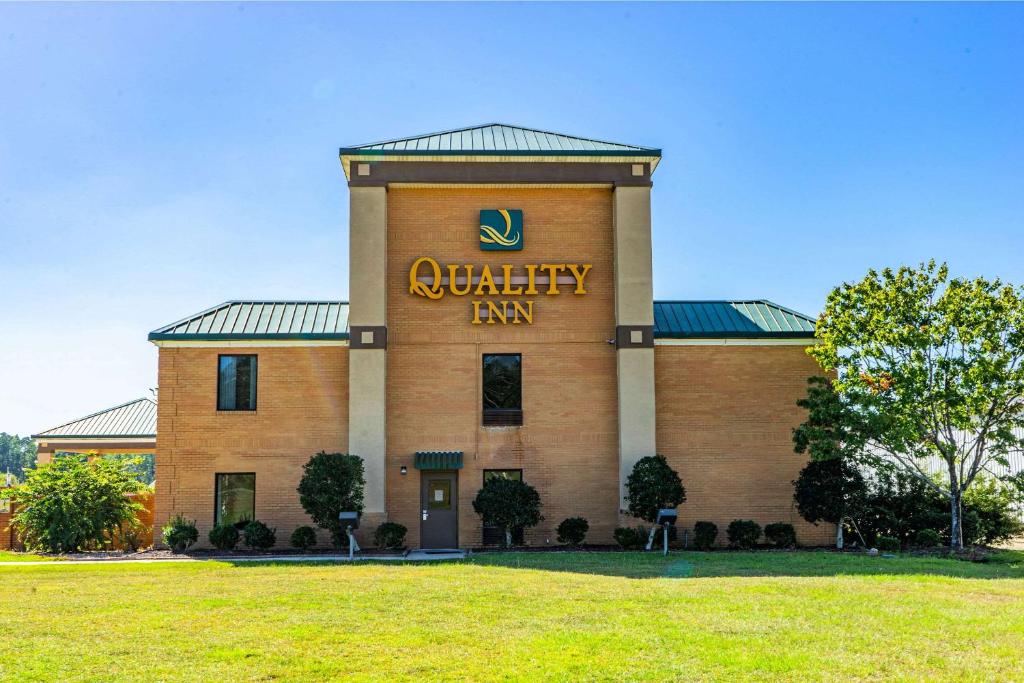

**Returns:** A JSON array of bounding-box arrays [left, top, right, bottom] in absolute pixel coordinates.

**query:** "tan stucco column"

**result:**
[[348, 186, 388, 516], [612, 185, 657, 513]]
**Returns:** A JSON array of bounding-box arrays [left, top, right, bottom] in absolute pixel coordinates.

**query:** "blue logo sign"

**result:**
[[479, 209, 523, 251]]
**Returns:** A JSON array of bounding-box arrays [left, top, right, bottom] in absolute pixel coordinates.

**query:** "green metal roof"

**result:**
[[653, 301, 816, 338], [149, 301, 350, 341], [150, 300, 814, 342], [340, 123, 660, 157], [33, 398, 157, 440], [414, 452, 464, 470]]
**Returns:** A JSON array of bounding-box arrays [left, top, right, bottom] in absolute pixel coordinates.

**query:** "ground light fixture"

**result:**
[[655, 508, 678, 556], [339, 511, 360, 560], [400, 466, 408, 475]]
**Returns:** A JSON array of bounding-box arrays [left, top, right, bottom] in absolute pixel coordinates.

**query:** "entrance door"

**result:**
[[420, 472, 458, 549]]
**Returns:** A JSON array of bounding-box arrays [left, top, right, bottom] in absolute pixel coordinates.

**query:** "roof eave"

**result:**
[[653, 331, 817, 340], [148, 332, 351, 342], [338, 149, 662, 180]]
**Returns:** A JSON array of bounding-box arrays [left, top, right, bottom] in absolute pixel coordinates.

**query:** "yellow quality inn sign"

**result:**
[[408, 257, 592, 325]]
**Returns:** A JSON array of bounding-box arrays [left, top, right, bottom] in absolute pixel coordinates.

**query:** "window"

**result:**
[[481, 469, 524, 545], [218, 355, 257, 411], [482, 353, 522, 426], [215, 473, 255, 527]]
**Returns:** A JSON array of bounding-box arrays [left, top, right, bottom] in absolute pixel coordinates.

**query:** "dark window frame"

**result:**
[[481, 469, 524, 545], [217, 354, 258, 412], [482, 353, 522, 426], [214, 472, 256, 527]]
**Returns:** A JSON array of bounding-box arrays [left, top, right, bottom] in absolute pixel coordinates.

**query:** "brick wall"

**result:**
[[655, 344, 834, 546], [154, 346, 348, 548], [385, 187, 621, 547]]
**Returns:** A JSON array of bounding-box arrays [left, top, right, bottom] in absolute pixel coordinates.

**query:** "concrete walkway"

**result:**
[[0, 549, 467, 567]]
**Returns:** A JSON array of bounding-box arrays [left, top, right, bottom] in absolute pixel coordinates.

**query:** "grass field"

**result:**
[[1, 550, 1022, 681], [0, 550, 56, 562]]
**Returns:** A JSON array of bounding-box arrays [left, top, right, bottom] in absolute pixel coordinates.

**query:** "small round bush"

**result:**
[[373, 522, 408, 550], [162, 515, 198, 553], [556, 517, 590, 546], [208, 523, 240, 551], [693, 521, 718, 550], [290, 526, 317, 550], [726, 520, 762, 549], [614, 526, 647, 550], [913, 528, 941, 548], [243, 520, 277, 550], [763, 522, 797, 548], [876, 535, 901, 553]]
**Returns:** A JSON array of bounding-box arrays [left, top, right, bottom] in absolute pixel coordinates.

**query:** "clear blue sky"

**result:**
[[2, 2, 1022, 436]]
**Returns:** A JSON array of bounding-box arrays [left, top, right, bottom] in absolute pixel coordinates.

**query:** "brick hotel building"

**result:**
[[144, 124, 830, 549]]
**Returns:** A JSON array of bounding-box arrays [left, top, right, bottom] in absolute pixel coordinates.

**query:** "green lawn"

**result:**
[[1, 551, 1023, 681], [0, 550, 56, 562]]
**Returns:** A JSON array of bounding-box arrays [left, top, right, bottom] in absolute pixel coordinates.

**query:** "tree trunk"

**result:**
[[505, 528, 512, 549], [950, 491, 963, 551], [836, 519, 844, 550]]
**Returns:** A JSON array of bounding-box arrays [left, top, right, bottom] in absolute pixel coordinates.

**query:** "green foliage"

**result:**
[[623, 455, 686, 523], [208, 523, 240, 551], [860, 471, 1023, 547], [726, 520, 761, 549], [290, 526, 317, 550], [693, 521, 718, 550], [809, 261, 1024, 549], [613, 526, 648, 550], [793, 455, 868, 528], [877, 536, 901, 552], [243, 520, 276, 550], [10, 456, 145, 553], [914, 528, 942, 548], [162, 515, 198, 553], [296, 452, 365, 547], [961, 477, 1024, 545], [472, 477, 542, 548], [373, 522, 408, 550], [556, 517, 590, 546], [764, 523, 797, 548], [0, 433, 36, 483]]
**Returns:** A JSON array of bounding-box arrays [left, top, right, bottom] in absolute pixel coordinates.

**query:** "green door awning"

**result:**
[[414, 451, 463, 470]]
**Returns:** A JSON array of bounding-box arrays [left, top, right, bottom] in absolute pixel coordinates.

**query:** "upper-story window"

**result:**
[[482, 353, 522, 426], [218, 355, 257, 411]]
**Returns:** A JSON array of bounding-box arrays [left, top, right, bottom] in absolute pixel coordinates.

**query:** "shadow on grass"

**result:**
[[222, 549, 1024, 580]]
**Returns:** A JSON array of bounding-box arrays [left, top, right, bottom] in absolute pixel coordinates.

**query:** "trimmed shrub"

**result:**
[[373, 522, 408, 550], [726, 520, 761, 549], [472, 477, 542, 548], [624, 455, 687, 524], [764, 522, 797, 548], [297, 452, 366, 547], [876, 535, 901, 553], [290, 526, 317, 550], [208, 523, 240, 551], [693, 521, 718, 550], [556, 517, 590, 546], [162, 515, 198, 553], [914, 528, 941, 548], [613, 526, 648, 550], [243, 520, 277, 550]]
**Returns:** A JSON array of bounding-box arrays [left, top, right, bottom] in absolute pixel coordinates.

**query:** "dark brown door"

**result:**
[[420, 472, 458, 549]]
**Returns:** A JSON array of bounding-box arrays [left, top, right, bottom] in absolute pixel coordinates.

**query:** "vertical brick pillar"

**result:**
[[348, 186, 388, 521], [612, 184, 657, 518]]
